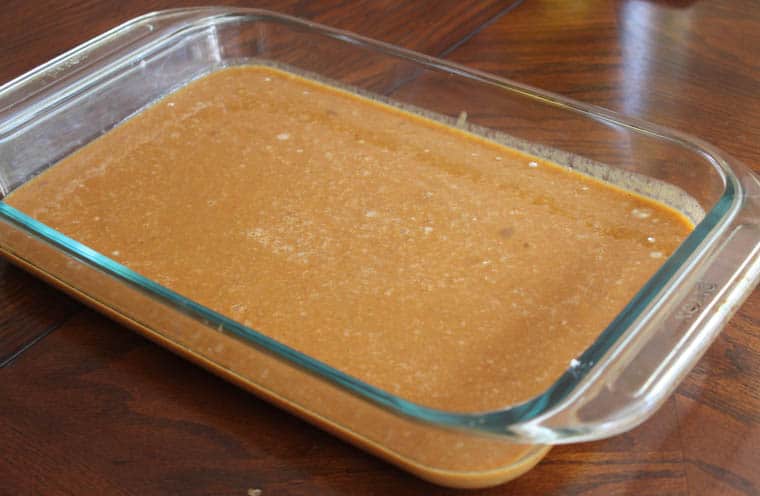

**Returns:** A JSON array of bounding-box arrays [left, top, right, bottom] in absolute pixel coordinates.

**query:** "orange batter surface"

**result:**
[[5, 66, 692, 411]]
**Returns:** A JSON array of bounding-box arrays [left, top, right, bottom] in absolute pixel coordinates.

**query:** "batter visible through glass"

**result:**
[[5, 66, 693, 411]]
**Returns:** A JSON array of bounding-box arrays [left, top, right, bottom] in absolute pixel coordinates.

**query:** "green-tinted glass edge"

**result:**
[[0, 177, 735, 435], [0, 8, 741, 437]]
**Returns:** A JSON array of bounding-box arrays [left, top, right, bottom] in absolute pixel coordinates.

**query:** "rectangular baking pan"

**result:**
[[0, 8, 758, 488]]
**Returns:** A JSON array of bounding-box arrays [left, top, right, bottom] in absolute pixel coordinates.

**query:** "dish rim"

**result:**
[[0, 7, 750, 442]]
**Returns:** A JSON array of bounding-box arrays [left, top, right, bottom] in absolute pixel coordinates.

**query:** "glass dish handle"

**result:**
[[525, 169, 760, 443]]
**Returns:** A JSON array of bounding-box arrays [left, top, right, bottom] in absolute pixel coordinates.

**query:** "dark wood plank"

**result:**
[[445, 1, 760, 494], [445, 0, 760, 167], [0, 263, 79, 367], [0, 0, 515, 84]]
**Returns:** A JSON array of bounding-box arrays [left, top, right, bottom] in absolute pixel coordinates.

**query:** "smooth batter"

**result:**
[[5, 66, 692, 412]]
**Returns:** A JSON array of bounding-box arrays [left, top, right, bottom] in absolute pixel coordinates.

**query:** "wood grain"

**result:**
[[1, 1, 759, 495], [446, 0, 760, 167], [0, 0, 515, 83], [0, 263, 78, 367]]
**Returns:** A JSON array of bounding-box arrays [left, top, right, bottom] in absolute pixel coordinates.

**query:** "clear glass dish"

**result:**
[[0, 8, 758, 488]]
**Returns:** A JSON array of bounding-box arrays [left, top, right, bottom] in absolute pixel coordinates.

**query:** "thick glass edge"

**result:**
[[0, 7, 747, 437]]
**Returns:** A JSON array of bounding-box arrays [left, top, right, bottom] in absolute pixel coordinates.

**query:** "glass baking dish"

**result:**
[[0, 8, 758, 488]]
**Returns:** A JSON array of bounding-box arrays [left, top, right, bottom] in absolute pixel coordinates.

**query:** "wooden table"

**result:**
[[1, 1, 758, 494]]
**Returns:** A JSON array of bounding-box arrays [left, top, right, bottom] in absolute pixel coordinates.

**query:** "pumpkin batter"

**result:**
[[5, 65, 692, 412]]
